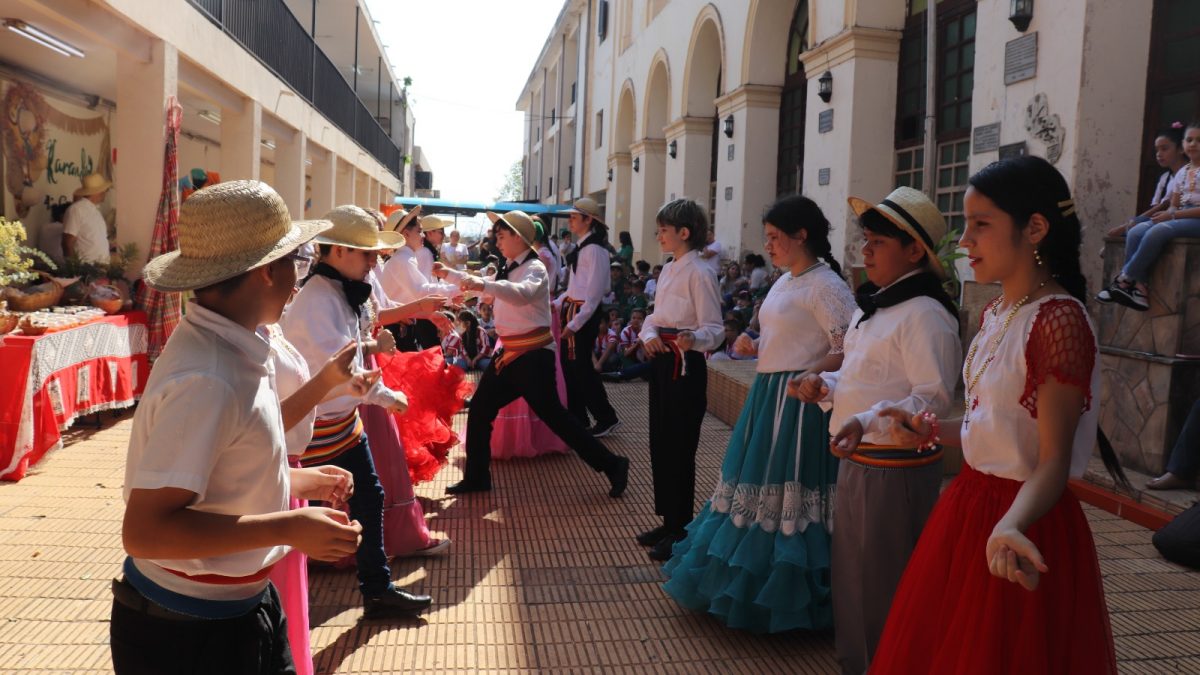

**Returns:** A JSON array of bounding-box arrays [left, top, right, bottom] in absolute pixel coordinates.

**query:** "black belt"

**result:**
[[111, 577, 202, 622]]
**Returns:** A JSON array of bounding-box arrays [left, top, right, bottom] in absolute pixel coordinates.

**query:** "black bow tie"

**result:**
[[497, 253, 533, 281], [306, 262, 373, 316], [855, 272, 960, 327]]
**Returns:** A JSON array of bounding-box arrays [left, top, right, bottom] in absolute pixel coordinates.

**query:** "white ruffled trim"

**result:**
[[711, 480, 835, 536]]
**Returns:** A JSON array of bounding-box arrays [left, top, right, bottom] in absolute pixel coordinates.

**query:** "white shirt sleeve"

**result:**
[[484, 263, 548, 306], [380, 251, 457, 303], [688, 265, 726, 352], [567, 245, 609, 333], [850, 309, 961, 436]]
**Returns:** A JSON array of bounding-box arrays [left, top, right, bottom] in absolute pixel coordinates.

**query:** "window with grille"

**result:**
[[776, 2, 809, 197], [895, 147, 925, 192], [935, 139, 970, 231]]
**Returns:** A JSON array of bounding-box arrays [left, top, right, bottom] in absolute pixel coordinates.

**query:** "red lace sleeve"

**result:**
[[1021, 298, 1096, 418]]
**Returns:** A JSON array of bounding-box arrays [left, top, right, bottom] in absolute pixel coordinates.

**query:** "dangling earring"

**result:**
[[1034, 248, 1044, 267]]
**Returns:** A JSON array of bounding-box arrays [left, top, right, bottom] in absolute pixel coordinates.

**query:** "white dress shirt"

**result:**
[[443, 252, 553, 342], [639, 249, 724, 352], [700, 240, 722, 276], [416, 245, 436, 279], [380, 246, 458, 304], [124, 301, 289, 600], [263, 324, 315, 458], [62, 199, 110, 263], [820, 284, 961, 445], [755, 265, 856, 373], [556, 232, 610, 333], [537, 245, 560, 291], [280, 275, 405, 420]]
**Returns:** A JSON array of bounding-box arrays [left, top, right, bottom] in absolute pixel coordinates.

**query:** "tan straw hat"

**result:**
[[143, 180, 331, 292], [848, 186, 948, 278], [385, 205, 421, 232], [420, 215, 450, 232], [486, 210, 536, 249], [313, 205, 403, 250], [74, 173, 112, 199], [563, 197, 604, 225]]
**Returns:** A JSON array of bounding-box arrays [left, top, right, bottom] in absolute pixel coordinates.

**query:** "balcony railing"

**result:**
[[188, 0, 401, 179]]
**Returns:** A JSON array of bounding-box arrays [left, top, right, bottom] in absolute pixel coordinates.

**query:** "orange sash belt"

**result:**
[[159, 562, 277, 586], [849, 443, 944, 469], [560, 298, 585, 359], [494, 327, 554, 373]]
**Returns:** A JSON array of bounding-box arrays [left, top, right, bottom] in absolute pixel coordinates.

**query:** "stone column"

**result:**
[[714, 85, 782, 262], [664, 116, 715, 208], [114, 39, 177, 279], [220, 99, 262, 181], [628, 139, 667, 260], [335, 158, 355, 206], [274, 130, 306, 219], [605, 152, 632, 247], [309, 147, 335, 217]]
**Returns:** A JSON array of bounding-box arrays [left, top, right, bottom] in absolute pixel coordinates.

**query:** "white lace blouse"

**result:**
[[961, 294, 1100, 481], [754, 264, 857, 374]]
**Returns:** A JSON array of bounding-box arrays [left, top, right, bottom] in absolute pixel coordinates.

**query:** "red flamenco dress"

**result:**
[[871, 296, 1117, 675], [375, 346, 472, 484]]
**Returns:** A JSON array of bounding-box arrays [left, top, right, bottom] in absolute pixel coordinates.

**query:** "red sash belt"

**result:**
[[494, 327, 554, 373], [659, 330, 688, 380], [159, 562, 277, 586], [560, 298, 585, 359]]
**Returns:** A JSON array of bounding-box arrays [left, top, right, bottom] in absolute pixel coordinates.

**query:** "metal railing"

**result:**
[[188, 0, 401, 177]]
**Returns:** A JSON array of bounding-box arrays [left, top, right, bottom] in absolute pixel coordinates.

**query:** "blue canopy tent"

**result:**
[[391, 196, 573, 219]]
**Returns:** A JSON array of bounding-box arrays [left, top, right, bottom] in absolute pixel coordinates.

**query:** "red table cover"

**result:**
[[0, 312, 149, 481]]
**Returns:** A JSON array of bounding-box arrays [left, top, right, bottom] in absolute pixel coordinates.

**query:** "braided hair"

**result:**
[[762, 195, 843, 276]]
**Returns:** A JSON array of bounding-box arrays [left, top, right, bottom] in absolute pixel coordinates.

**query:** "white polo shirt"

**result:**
[[62, 198, 110, 263], [124, 301, 290, 600]]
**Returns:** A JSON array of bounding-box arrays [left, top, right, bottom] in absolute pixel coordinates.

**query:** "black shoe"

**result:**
[[605, 456, 629, 498], [1110, 283, 1149, 311], [590, 419, 622, 438], [362, 586, 433, 619], [601, 372, 622, 382], [636, 525, 669, 547], [648, 529, 686, 561], [445, 478, 491, 495]]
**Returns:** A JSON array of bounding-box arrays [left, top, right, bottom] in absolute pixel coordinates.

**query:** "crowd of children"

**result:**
[[113, 152, 1139, 674]]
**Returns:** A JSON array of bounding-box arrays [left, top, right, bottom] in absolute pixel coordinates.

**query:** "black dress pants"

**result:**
[[464, 347, 620, 483], [559, 310, 618, 427], [648, 350, 707, 529]]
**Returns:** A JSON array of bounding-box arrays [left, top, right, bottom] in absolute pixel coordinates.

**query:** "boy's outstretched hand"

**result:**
[[290, 465, 354, 509]]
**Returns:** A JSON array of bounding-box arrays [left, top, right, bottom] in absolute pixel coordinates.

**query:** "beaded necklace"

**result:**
[[962, 280, 1048, 424]]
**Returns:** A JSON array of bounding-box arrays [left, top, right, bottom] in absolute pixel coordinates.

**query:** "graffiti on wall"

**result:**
[[1024, 93, 1065, 164]]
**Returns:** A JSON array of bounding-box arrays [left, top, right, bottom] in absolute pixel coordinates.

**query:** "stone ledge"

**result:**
[[1080, 455, 1197, 528]]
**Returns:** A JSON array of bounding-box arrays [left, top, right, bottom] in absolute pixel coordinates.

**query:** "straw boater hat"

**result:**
[[142, 180, 331, 292], [313, 205, 403, 250], [486, 210, 536, 249], [385, 205, 421, 232], [74, 173, 112, 199], [563, 197, 604, 225], [848, 186, 948, 278], [420, 215, 451, 232]]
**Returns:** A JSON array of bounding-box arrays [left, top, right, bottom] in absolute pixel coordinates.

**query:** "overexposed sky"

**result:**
[[366, 0, 565, 202]]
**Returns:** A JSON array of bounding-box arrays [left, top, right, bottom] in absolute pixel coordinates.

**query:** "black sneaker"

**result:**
[[1095, 287, 1115, 304], [590, 419, 622, 438], [605, 456, 629, 498], [362, 586, 433, 619], [1109, 283, 1149, 311], [648, 529, 686, 561], [636, 525, 669, 546]]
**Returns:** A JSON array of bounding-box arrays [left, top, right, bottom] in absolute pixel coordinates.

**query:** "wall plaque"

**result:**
[[727, 144, 735, 161], [818, 109, 834, 134], [1004, 33, 1038, 85], [724, 187, 733, 201], [999, 142, 1027, 160], [972, 123, 1001, 154], [818, 168, 831, 186]]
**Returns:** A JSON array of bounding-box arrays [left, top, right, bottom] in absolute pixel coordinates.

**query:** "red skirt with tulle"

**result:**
[[375, 347, 472, 484], [870, 464, 1116, 675]]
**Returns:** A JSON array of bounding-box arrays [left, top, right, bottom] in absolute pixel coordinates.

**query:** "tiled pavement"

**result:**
[[0, 381, 1198, 673]]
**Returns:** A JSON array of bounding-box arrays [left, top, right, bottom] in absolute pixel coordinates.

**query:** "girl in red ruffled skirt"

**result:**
[[870, 156, 1128, 675]]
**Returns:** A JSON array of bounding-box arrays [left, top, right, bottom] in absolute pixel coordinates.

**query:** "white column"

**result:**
[[715, 85, 782, 263], [664, 116, 715, 206], [220, 99, 262, 181], [335, 158, 355, 206], [628, 139, 667, 260], [274, 130, 306, 219], [114, 39, 177, 280], [309, 147, 335, 217], [606, 153, 632, 247]]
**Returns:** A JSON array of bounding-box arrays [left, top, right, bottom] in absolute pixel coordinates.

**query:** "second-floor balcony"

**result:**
[[188, 0, 401, 177]]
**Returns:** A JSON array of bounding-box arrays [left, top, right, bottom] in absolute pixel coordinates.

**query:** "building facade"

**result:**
[[517, 0, 1198, 288], [1, 0, 415, 278]]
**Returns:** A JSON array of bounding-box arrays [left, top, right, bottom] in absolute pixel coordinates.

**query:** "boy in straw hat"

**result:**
[[281, 205, 440, 619], [63, 172, 112, 263], [114, 181, 365, 673], [792, 186, 961, 674], [432, 210, 630, 497]]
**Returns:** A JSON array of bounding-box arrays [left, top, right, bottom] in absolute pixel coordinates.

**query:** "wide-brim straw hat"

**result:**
[[385, 205, 421, 232], [486, 210, 536, 249], [313, 205, 403, 250], [143, 180, 331, 292], [74, 173, 112, 198], [563, 197, 604, 225], [848, 186, 948, 278], [420, 215, 450, 232]]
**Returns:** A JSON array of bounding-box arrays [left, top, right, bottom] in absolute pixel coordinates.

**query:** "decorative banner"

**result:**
[[2, 79, 111, 218]]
